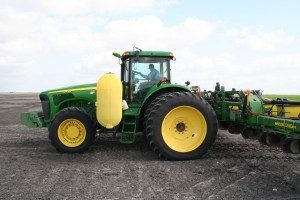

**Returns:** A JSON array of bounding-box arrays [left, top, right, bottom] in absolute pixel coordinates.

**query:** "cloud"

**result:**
[[229, 28, 295, 52], [0, 1, 299, 95], [250, 53, 300, 69], [11, 0, 178, 16], [69, 16, 214, 75], [104, 16, 214, 50]]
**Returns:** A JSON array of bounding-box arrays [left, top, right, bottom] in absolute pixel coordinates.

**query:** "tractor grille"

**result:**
[[40, 94, 50, 120]]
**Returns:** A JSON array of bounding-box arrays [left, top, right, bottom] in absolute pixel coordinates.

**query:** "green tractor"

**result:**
[[21, 48, 218, 160]]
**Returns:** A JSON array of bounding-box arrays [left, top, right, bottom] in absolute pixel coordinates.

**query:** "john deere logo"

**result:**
[[275, 122, 296, 129]]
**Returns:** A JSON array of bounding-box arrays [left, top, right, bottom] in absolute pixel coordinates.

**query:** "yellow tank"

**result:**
[[263, 104, 278, 116], [96, 73, 122, 129], [277, 105, 300, 118]]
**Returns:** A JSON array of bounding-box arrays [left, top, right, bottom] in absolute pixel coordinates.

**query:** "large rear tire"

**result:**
[[145, 92, 218, 160], [143, 95, 169, 150], [49, 107, 95, 153]]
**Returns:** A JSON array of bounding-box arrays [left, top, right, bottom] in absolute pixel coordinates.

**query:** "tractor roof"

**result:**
[[121, 51, 174, 60]]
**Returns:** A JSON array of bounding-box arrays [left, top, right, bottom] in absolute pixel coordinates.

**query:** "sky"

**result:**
[[0, 0, 300, 94]]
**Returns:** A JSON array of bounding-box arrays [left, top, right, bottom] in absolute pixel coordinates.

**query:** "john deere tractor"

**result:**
[[21, 49, 218, 160]]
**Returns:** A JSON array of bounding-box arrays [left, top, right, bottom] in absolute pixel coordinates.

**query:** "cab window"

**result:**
[[130, 57, 170, 102]]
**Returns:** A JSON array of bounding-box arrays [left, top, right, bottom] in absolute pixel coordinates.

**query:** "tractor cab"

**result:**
[[115, 50, 174, 103]]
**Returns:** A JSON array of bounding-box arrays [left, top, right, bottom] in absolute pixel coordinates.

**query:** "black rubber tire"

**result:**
[[282, 139, 300, 154], [143, 95, 169, 150], [145, 92, 218, 160], [259, 133, 268, 146], [143, 94, 169, 133], [49, 107, 95, 153], [282, 138, 293, 153]]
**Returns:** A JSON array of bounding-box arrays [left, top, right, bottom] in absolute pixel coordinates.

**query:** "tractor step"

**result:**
[[120, 132, 135, 144], [120, 115, 137, 144]]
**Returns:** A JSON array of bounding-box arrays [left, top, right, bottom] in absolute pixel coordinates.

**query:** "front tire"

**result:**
[[49, 107, 95, 153], [145, 92, 218, 160]]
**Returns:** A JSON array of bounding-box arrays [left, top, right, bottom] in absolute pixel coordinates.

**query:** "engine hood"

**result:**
[[41, 83, 97, 95]]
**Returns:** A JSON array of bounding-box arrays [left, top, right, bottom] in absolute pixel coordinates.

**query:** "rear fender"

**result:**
[[142, 84, 191, 105]]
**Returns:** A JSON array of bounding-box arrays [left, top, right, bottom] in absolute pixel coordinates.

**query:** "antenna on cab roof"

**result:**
[[133, 46, 142, 52]]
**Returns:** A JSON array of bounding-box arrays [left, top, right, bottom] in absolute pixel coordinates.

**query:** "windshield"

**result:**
[[132, 57, 170, 81], [126, 57, 171, 102]]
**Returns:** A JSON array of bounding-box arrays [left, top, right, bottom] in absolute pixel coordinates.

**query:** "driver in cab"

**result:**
[[136, 64, 161, 83]]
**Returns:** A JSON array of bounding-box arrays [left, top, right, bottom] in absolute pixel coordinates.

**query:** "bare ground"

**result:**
[[0, 93, 300, 200]]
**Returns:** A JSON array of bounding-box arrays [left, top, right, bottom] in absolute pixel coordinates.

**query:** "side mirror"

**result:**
[[112, 52, 121, 58], [185, 81, 190, 86]]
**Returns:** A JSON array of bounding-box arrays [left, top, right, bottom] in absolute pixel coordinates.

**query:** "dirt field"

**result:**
[[1, 93, 300, 200]]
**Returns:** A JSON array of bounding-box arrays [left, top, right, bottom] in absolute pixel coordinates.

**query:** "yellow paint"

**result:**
[[161, 106, 207, 152], [277, 105, 300, 118], [263, 104, 278, 115], [48, 87, 96, 94], [95, 73, 122, 129], [275, 121, 296, 129], [58, 118, 86, 147], [228, 106, 239, 110]]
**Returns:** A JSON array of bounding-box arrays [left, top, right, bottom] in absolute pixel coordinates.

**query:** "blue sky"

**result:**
[[0, 0, 299, 94]]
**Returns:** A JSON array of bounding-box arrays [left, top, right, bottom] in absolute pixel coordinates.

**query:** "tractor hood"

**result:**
[[41, 83, 97, 95]]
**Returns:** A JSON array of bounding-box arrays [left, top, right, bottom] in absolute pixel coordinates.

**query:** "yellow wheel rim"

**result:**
[[162, 106, 207, 152], [58, 118, 86, 147]]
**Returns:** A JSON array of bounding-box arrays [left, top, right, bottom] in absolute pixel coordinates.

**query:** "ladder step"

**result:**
[[120, 132, 135, 144], [124, 122, 136, 125], [121, 115, 137, 144]]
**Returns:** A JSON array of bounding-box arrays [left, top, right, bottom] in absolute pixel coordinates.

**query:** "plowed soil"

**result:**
[[0, 93, 300, 200]]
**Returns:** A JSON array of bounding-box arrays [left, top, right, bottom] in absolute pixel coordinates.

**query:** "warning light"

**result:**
[[246, 89, 251, 95]]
